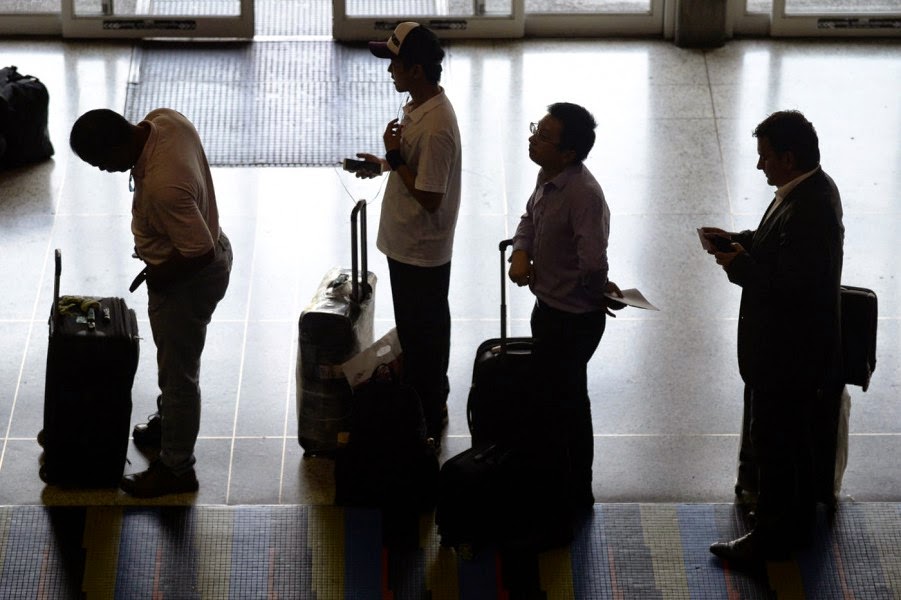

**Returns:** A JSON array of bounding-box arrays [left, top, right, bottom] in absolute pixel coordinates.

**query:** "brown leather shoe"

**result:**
[[120, 460, 198, 498], [709, 531, 790, 564]]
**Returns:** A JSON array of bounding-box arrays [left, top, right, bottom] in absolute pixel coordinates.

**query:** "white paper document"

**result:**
[[605, 288, 660, 311]]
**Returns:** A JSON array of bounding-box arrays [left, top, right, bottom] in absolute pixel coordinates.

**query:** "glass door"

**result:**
[[332, 0, 525, 41], [60, 0, 254, 38], [525, 0, 664, 36], [772, 0, 901, 36]]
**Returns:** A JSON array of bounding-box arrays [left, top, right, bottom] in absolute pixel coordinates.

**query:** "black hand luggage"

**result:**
[[40, 250, 139, 488], [435, 441, 572, 557], [296, 201, 376, 456], [438, 239, 572, 556], [466, 239, 537, 446], [0, 65, 54, 167], [841, 285, 877, 391], [436, 442, 513, 556], [334, 365, 439, 512]]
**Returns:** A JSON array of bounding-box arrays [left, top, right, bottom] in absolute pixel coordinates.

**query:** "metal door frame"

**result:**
[[59, 0, 254, 38], [770, 0, 901, 37], [332, 0, 668, 40], [727, 0, 901, 37], [332, 0, 525, 41], [0, 9, 61, 36], [525, 0, 666, 37], [728, 0, 770, 36]]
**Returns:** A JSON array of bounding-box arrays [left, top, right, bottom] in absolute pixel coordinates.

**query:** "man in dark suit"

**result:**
[[701, 110, 844, 563]]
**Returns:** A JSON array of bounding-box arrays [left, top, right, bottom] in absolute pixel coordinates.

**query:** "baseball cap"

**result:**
[[368, 22, 444, 65]]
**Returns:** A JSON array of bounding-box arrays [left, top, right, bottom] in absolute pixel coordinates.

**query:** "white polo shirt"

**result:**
[[377, 89, 462, 267]]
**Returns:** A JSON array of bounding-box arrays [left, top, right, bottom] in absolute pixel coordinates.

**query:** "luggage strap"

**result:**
[[129, 267, 148, 293]]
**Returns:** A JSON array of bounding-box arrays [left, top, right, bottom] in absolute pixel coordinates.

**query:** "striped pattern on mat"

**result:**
[[1, 503, 900, 598]]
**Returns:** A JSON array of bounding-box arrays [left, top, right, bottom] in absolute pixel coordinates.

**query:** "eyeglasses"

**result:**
[[529, 122, 559, 146]]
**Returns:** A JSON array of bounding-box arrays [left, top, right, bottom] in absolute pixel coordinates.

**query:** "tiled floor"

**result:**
[[0, 35, 899, 514]]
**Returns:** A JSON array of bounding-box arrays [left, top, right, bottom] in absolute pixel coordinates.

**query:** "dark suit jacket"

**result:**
[[728, 167, 844, 391]]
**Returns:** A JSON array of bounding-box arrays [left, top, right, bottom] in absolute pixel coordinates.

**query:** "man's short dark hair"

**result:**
[[547, 102, 597, 162], [69, 108, 133, 162], [399, 26, 444, 84], [753, 110, 820, 172]]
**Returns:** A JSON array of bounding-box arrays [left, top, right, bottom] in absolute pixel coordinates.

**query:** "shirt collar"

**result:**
[[540, 162, 582, 190], [776, 165, 819, 201], [403, 87, 446, 123]]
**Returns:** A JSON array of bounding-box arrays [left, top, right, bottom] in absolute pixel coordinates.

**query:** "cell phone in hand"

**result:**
[[342, 158, 381, 176], [710, 236, 735, 252]]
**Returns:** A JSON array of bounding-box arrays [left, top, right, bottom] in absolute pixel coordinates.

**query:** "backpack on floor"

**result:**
[[0, 65, 55, 168]]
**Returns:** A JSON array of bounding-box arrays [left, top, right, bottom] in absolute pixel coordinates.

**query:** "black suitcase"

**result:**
[[40, 250, 139, 487], [435, 441, 572, 556], [0, 65, 54, 167], [841, 285, 877, 391], [296, 200, 376, 456], [466, 239, 537, 446], [439, 239, 572, 555], [334, 365, 439, 512]]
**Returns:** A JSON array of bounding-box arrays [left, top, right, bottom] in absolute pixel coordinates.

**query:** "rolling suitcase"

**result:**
[[436, 442, 515, 555], [436, 441, 572, 556], [841, 285, 877, 391], [296, 200, 376, 456], [40, 249, 139, 487], [438, 239, 572, 556], [466, 239, 537, 447]]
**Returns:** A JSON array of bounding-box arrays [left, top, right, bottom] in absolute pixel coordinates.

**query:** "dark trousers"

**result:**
[[739, 383, 846, 506], [148, 234, 232, 473], [736, 384, 757, 494], [530, 301, 606, 496], [748, 385, 818, 547], [387, 258, 451, 431]]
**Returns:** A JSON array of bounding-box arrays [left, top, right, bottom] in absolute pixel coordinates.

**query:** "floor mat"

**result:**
[[2, 503, 900, 598], [124, 41, 404, 167]]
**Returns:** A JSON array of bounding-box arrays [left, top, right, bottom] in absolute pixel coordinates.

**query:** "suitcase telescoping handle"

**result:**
[[499, 239, 513, 343], [350, 200, 370, 303], [53, 249, 62, 322]]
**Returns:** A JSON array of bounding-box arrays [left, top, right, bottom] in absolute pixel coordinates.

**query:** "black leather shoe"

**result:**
[[133, 414, 162, 449], [710, 531, 790, 564], [120, 461, 198, 498]]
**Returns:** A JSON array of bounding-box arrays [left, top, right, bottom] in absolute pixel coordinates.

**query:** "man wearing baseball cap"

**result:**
[[356, 22, 462, 446]]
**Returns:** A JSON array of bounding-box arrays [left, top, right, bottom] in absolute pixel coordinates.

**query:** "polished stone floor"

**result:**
[[0, 36, 899, 512]]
